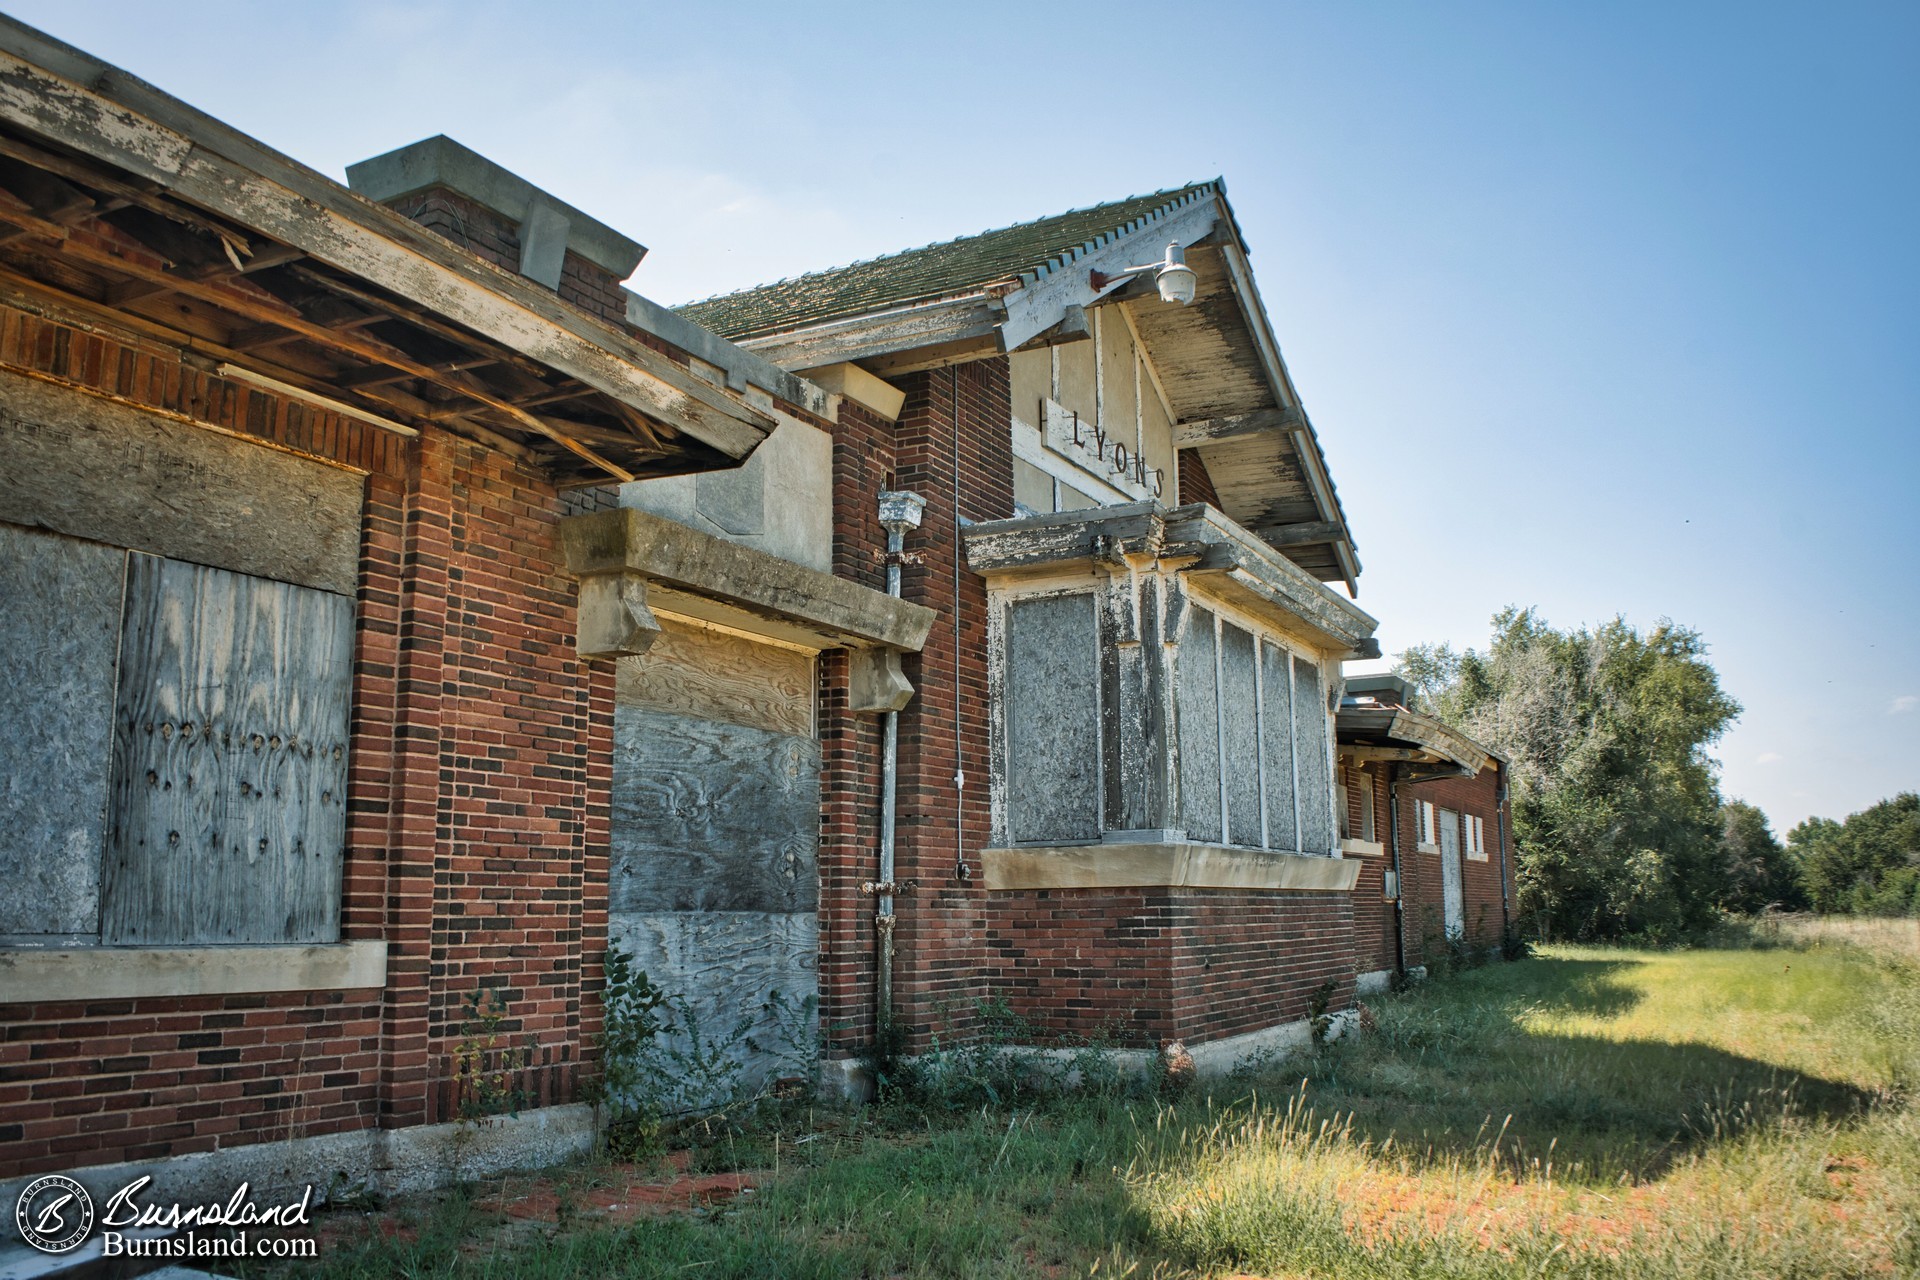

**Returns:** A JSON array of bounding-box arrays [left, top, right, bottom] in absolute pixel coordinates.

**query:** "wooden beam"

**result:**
[[739, 297, 1001, 373], [859, 332, 1002, 379], [1251, 520, 1346, 548], [1337, 745, 1433, 764], [1173, 404, 1306, 448]]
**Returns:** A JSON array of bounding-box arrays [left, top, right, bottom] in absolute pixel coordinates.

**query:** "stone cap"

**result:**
[[347, 135, 646, 280]]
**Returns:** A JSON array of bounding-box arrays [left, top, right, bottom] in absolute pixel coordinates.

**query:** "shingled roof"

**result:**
[[677, 182, 1218, 341]]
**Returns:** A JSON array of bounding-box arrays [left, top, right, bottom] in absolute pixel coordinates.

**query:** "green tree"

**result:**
[[1399, 609, 1741, 941], [1716, 800, 1805, 914], [1789, 793, 1920, 916]]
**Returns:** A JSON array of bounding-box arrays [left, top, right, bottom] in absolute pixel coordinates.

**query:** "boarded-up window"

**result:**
[[1293, 659, 1333, 852], [0, 523, 123, 942], [101, 555, 353, 945], [1005, 593, 1101, 844]]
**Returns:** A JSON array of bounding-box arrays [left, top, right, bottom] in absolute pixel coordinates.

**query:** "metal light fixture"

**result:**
[[1089, 242, 1198, 306]]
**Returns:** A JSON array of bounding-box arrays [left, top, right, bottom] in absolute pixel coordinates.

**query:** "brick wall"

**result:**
[[0, 304, 608, 1178], [1396, 764, 1512, 966]]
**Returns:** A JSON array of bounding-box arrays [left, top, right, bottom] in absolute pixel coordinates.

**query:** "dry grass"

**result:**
[[254, 928, 1920, 1279]]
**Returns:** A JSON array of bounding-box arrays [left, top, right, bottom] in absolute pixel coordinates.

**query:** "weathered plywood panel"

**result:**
[[1218, 621, 1261, 848], [617, 620, 814, 738], [0, 367, 364, 594], [608, 910, 817, 1099], [101, 555, 352, 944], [0, 522, 123, 940], [1292, 657, 1333, 854], [1177, 606, 1222, 843], [611, 709, 819, 913], [1005, 593, 1101, 844], [1261, 641, 1298, 852]]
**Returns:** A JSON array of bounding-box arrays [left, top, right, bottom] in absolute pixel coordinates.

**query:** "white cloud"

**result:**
[[1756, 752, 1784, 765], [1890, 695, 1919, 715]]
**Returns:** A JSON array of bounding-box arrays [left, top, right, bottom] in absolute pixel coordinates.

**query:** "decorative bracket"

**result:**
[[574, 570, 661, 658]]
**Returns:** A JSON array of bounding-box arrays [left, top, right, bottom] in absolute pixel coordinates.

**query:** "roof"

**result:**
[[0, 15, 777, 485], [678, 183, 1217, 340]]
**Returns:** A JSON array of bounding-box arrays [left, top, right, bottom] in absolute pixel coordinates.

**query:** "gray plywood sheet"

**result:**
[[0, 367, 365, 595], [609, 910, 817, 1099], [1218, 621, 1261, 848], [617, 620, 814, 738], [611, 709, 819, 913], [101, 555, 352, 944], [1261, 641, 1297, 852], [1292, 657, 1332, 853], [0, 522, 124, 939], [1005, 593, 1101, 844], [1177, 606, 1221, 843]]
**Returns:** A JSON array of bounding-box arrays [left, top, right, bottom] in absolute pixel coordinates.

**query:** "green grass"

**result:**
[[254, 929, 1920, 1279]]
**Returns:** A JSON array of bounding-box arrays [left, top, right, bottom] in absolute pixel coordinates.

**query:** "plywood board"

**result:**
[[611, 709, 819, 913], [0, 522, 123, 940], [1218, 621, 1261, 848], [1292, 657, 1333, 854], [616, 620, 814, 738], [101, 555, 352, 944], [1178, 607, 1222, 843], [1261, 640, 1298, 852], [608, 910, 817, 1098], [1004, 593, 1101, 844], [0, 368, 366, 595]]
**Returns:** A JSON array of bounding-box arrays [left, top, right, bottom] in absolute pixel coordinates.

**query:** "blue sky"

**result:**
[[14, 0, 1916, 834]]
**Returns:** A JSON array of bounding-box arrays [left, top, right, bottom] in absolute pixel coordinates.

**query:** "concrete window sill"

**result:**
[[0, 940, 387, 1004], [1339, 838, 1386, 857], [1416, 841, 1441, 855], [982, 842, 1360, 893]]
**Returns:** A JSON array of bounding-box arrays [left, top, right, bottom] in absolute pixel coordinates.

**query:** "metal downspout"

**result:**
[[874, 491, 925, 1033], [1387, 763, 1407, 976]]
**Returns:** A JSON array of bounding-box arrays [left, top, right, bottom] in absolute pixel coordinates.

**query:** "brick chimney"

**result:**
[[347, 135, 643, 327]]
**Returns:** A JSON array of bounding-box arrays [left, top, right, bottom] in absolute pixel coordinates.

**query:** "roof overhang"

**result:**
[[0, 17, 779, 485], [721, 183, 1362, 590], [1336, 706, 1493, 779]]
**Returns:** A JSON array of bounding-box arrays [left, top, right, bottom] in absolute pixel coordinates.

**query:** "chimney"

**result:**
[[347, 136, 643, 325]]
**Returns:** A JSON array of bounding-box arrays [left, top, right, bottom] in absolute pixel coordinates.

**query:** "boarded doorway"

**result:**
[[608, 619, 818, 1100]]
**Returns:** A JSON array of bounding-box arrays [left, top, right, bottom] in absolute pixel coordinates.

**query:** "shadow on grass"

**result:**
[[1229, 954, 1880, 1184]]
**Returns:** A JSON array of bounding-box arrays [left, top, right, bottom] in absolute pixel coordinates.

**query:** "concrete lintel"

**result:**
[[964, 502, 1377, 653], [981, 842, 1360, 892], [0, 940, 387, 1003], [560, 507, 934, 654], [347, 135, 645, 279], [802, 362, 906, 421]]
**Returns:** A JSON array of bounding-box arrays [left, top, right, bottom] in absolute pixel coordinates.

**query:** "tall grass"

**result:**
[[258, 932, 1920, 1280]]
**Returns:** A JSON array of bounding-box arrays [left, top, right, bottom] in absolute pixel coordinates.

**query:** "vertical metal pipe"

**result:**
[[873, 490, 924, 1038]]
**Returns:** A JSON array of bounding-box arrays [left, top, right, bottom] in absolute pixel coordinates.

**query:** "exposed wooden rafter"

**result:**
[[1173, 404, 1308, 448]]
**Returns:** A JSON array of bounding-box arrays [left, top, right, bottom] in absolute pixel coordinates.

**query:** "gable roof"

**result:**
[[678, 183, 1217, 341]]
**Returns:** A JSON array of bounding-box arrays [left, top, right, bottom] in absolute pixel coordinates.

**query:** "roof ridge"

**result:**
[[675, 180, 1214, 311]]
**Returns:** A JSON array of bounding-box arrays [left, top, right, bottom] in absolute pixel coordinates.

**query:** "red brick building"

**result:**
[[1, 13, 1515, 1224], [1337, 675, 1514, 985]]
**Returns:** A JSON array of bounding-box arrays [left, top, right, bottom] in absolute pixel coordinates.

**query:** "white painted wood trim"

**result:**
[[0, 940, 387, 1002]]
